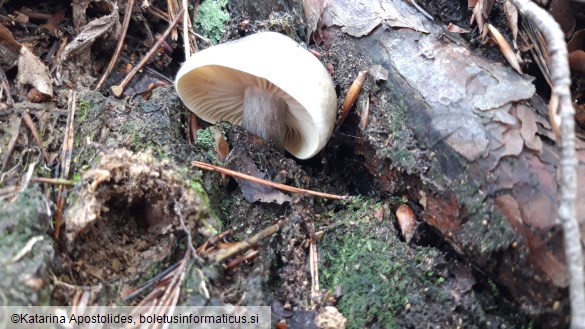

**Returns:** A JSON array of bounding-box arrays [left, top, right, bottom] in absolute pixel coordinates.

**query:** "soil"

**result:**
[[0, 0, 563, 328]]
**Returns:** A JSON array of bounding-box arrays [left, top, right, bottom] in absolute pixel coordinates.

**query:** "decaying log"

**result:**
[[320, 0, 585, 326]]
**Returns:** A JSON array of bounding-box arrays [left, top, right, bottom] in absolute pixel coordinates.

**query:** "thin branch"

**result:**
[[31, 177, 76, 186], [507, 0, 585, 327], [94, 0, 135, 90], [22, 111, 49, 163], [181, 0, 190, 59], [111, 7, 184, 97], [191, 161, 350, 200], [55, 90, 77, 239], [209, 218, 287, 263]]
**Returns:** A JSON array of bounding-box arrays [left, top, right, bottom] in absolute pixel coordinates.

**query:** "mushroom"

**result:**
[[174, 31, 337, 159]]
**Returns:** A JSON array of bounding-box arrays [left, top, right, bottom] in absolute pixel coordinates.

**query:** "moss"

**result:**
[[196, 0, 229, 43], [195, 125, 231, 164], [77, 99, 91, 124], [185, 172, 221, 234], [320, 198, 442, 329]]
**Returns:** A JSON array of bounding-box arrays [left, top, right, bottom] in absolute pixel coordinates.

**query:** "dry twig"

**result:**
[[31, 177, 75, 186], [507, 0, 585, 326], [111, 8, 184, 97], [308, 219, 320, 303], [94, 0, 135, 90], [55, 90, 77, 239], [192, 161, 350, 200], [22, 111, 49, 163], [208, 218, 287, 263]]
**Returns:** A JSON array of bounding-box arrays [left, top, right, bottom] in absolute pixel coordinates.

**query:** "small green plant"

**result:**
[[77, 99, 91, 124], [195, 0, 229, 43]]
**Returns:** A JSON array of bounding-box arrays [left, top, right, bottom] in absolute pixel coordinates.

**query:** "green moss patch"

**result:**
[[196, 0, 229, 43]]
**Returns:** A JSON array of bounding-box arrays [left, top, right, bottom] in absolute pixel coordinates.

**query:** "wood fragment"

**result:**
[[31, 177, 75, 186], [191, 161, 350, 200], [196, 230, 232, 256], [359, 95, 370, 130], [308, 219, 320, 302], [225, 249, 259, 269]]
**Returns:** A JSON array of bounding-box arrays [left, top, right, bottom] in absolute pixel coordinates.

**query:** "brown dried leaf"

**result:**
[[482, 0, 495, 19], [568, 50, 585, 75], [470, 0, 485, 32], [58, 2, 119, 68], [214, 127, 229, 162], [567, 30, 585, 74], [227, 148, 292, 205], [373, 206, 385, 221], [567, 29, 585, 52], [502, 1, 518, 47], [487, 24, 522, 74], [447, 23, 469, 34], [17, 47, 53, 98], [548, 0, 575, 38]]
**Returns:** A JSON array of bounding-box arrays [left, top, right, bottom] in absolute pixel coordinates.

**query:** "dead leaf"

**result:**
[[548, 0, 575, 38], [321, 0, 429, 37], [227, 148, 293, 205], [303, 0, 327, 36], [72, 0, 92, 30], [567, 30, 585, 74], [57, 2, 119, 74], [502, 1, 518, 47], [568, 50, 585, 75], [214, 127, 229, 162], [447, 23, 470, 34], [487, 24, 522, 74], [17, 47, 53, 98]]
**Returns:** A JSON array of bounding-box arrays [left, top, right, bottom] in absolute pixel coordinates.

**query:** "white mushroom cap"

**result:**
[[175, 31, 337, 159]]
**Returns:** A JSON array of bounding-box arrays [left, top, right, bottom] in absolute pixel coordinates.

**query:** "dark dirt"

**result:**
[[0, 0, 564, 328]]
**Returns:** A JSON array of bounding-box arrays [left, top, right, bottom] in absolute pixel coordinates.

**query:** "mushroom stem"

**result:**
[[242, 87, 288, 152]]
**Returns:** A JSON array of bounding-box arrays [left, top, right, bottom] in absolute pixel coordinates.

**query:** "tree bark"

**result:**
[[322, 10, 585, 327]]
